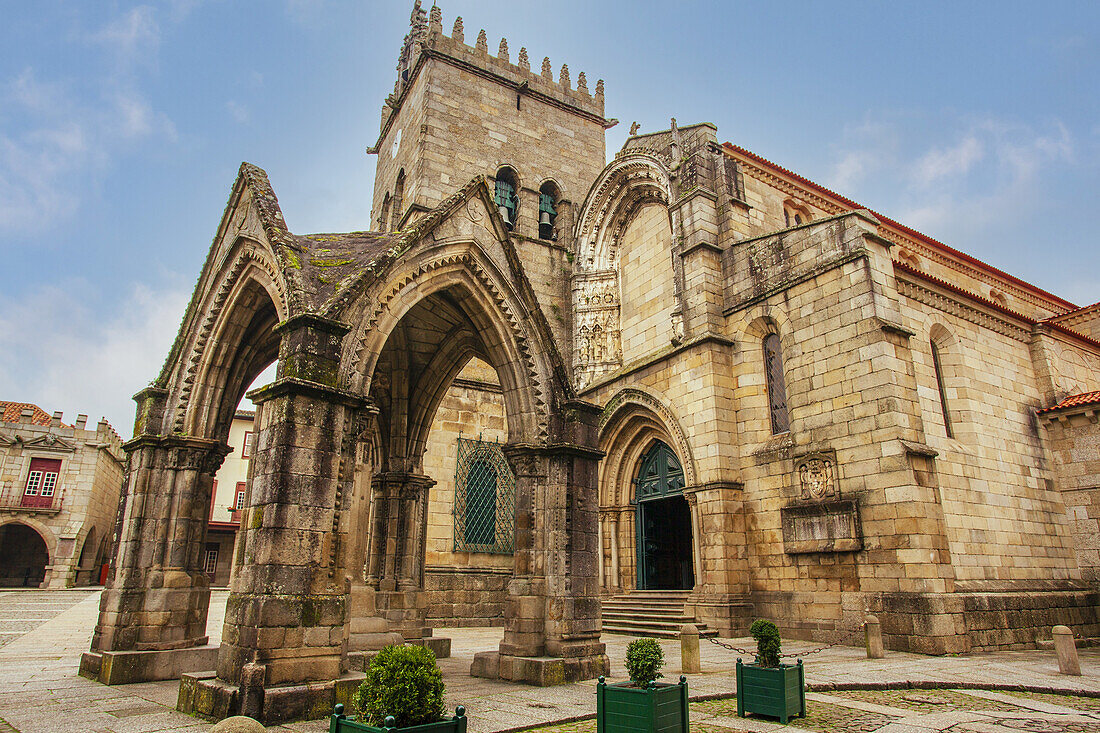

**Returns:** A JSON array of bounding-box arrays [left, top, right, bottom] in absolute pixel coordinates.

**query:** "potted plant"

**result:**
[[330, 645, 467, 733], [596, 638, 688, 733], [735, 619, 806, 724]]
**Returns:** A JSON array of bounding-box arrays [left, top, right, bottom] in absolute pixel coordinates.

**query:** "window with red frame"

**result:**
[[242, 431, 255, 458], [23, 458, 61, 508], [235, 482, 246, 510]]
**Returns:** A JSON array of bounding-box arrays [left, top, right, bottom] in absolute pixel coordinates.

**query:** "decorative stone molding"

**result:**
[[598, 387, 697, 488], [897, 277, 1030, 343], [572, 270, 621, 388], [347, 249, 549, 443], [574, 153, 673, 269]]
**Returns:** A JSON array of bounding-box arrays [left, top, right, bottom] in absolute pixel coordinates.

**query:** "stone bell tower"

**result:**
[[369, 2, 615, 244]]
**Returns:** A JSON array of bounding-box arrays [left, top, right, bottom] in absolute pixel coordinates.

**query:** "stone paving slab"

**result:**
[[1, 589, 1100, 733]]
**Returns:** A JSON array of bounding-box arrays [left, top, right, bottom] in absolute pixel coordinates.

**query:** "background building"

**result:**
[[205, 409, 254, 586], [0, 402, 124, 588]]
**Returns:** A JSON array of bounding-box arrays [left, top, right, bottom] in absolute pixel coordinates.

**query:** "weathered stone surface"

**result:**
[[211, 716, 265, 733]]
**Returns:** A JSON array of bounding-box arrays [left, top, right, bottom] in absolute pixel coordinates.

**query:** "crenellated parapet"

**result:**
[[372, 1, 608, 154]]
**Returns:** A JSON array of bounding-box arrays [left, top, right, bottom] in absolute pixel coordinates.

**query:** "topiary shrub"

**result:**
[[624, 637, 664, 687], [750, 619, 781, 667], [351, 644, 445, 728]]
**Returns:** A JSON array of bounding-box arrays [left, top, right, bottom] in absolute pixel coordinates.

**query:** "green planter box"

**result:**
[[596, 675, 688, 733], [735, 658, 805, 724], [330, 704, 467, 733]]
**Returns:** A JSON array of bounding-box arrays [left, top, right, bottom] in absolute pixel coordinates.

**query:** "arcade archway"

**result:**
[[0, 523, 49, 587]]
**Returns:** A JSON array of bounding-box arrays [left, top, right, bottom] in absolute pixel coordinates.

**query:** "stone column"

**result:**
[[597, 515, 604, 590], [684, 490, 702, 588], [217, 314, 361, 689], [81, 392, 231, 683], [478, 399, 610, 686], [609, 513, 620, 590], [368, 471, 435, 641]]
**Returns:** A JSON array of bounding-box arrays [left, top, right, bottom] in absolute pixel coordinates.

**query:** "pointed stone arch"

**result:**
[[87, 166, 607, 710], [596, 388, 697, 592], [575, 152, 674, 270], [342, 243, 553, 446], [598, 387, 697, 506], [572, 153, 676, 388]]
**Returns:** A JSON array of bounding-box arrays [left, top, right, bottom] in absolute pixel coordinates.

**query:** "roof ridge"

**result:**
[[722, 142, 1079, 313]]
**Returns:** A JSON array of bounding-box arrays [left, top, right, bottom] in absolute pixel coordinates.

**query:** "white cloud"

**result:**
[[227, 100, 249, 124], [825, 116, 900, 193], [899, 120, 1074, 234], [0, 280, 191, 439], [110, 87, 177, 140], [912, 135, 983, 186], [0, 7, 179, 236], [89, 6, 160, 64]]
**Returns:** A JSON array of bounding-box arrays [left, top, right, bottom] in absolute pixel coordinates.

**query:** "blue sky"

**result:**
[[1, 1, 1098, 437]]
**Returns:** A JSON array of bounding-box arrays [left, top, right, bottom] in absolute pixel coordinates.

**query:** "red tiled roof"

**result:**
[[1038, 390, 1100, 415], [895, 262, 1100, 351], [0, 401, 52, 425], [1046, 300, 1100, 325], [722, 143, 1079, 312]]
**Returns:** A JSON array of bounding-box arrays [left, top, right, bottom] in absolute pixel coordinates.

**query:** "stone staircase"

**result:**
[[601, 590, 717, 638]]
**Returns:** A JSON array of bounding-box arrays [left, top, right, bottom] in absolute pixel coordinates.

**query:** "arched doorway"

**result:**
[[634, 441, 693, 590], [0, 523, 49, 587]]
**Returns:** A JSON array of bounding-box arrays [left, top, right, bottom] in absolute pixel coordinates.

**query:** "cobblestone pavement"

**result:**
[[0, 589, 97, 647], [0, 590, 1098, 733]]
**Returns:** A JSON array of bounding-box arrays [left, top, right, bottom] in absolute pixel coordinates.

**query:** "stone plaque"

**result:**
[[781, 499, 862, 554]]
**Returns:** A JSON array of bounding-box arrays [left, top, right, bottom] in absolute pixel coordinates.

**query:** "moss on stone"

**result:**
[[309, 258, 355, 268]]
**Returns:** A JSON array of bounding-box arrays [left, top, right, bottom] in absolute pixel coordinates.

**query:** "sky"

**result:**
[[1, 1, 1098, 438]]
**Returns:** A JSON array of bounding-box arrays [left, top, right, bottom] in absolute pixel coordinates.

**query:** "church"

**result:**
[[80, 3, 1100, 723]]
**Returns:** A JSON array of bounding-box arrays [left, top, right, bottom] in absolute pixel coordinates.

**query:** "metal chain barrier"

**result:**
[[706, 626, 864, 659]]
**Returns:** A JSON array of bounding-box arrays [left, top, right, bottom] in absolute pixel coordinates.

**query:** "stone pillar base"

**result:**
[[411, 636, 451, 659], [471, 651, 609, 686], [79, 645, 219, 685], [177, 670, 365, 724]]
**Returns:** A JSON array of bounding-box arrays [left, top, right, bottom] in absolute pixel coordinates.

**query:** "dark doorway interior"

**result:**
[[0, 523, 49, 587], [637, 495, 694, 590]]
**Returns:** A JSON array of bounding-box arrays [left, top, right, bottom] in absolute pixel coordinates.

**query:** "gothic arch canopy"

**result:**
[[574, 152, 674, 270], [325, 176, 576, 449], [598, 387, 698, 506]]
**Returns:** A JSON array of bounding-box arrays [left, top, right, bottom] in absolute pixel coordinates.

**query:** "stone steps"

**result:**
[[601, 591, 717, 638]]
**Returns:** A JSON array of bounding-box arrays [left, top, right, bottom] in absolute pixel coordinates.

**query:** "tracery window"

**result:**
[[783, 202, 812, 228], [764, 333, 790, 434]]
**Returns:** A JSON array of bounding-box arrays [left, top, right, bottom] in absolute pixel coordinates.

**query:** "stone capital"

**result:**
[[371, 471, 436, 499], [246, 377, 365, 409], [122, 435, 232, 474]]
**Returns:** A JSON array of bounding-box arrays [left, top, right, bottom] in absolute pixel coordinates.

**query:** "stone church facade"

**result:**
[[81, 2, 1100, 722]]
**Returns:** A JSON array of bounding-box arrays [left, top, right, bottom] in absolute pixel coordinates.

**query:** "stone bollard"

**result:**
[[681, 623, 701, 674], [1053, 625, 1081, 676], [864, 615, 885, 659], [211, 716, 265, 733]]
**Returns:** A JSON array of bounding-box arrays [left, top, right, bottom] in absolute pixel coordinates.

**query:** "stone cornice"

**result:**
[[896, 275, 1031, 343]]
